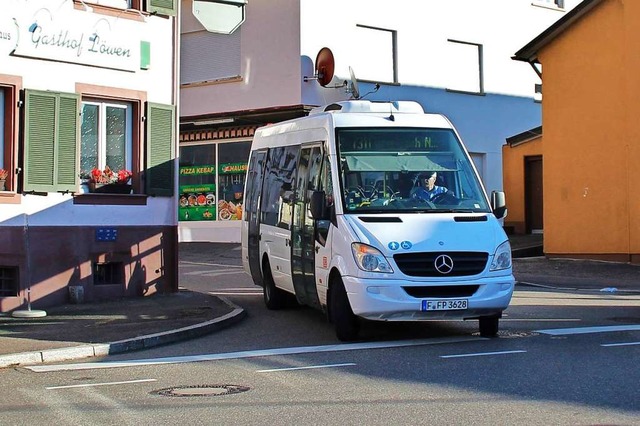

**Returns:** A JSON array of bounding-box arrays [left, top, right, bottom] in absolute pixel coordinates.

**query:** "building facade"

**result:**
[[512, 0, 640, 263], [178, 0, 580, 243], [0, 0, 179, 313]]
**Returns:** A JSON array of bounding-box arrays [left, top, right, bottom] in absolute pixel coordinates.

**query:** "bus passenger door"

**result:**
[[245, 150, 266, 286], [291, 145, 322, 308]]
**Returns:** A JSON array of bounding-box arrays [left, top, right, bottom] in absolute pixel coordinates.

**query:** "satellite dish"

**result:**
[[315, 47, 335, 87], [348, 66, 360, 99]]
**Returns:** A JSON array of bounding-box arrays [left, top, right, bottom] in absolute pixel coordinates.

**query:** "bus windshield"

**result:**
[[336, 128, 491, 213]]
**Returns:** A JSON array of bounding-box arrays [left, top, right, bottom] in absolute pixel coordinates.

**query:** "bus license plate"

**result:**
[[422, 299, 468, 311]]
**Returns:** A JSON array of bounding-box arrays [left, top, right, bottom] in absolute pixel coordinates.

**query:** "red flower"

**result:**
[[117, 169, 133, 183], [89, 166, 132, 184]]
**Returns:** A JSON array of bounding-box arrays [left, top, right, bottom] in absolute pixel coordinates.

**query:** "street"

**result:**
[[0, 244, 638, 425]]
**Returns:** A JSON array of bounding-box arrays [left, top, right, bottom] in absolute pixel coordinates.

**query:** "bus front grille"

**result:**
[[393, 252, 489, 277]]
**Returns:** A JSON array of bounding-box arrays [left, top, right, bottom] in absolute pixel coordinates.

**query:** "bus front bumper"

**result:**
[[342, 275, 515, 321]]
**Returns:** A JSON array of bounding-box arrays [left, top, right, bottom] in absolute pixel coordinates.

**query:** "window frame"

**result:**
[[355, 24, 398, 85], [75, 83, 145, 197], [445, 39, 485, 96], [80, 99, 134, 176], [0, 75, 20, 196]]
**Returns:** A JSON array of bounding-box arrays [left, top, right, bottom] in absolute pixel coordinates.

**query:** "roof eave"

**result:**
[[513, 0, 604, 63]]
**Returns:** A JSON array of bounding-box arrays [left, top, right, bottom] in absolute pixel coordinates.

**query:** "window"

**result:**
[[23, 88, 175, 197], [84, 0, 130, 9], [93, 262, 124, 285], [446, 39, 484, 95], [354, 24, 397, 84], [0, 89, 5, 171], [261, 146, 299, 228], [81, 100, 133, 176], [81, 0, 178, 16], [218, 141, 250, 220], [0, 82, 17, 193], [181, 30, 241, 85], [178, 140, 250, 221], [0, 266, 19, 297]]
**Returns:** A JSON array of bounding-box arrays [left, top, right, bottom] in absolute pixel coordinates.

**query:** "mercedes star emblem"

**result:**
[[434, 254, 454, 274]]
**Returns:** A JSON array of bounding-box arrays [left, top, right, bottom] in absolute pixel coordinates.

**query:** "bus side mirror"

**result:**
[[310, 190, 327, 220], [491, 191, 507, 219]]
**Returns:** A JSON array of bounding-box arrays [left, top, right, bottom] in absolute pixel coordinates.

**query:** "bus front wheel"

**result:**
[[479, 316, 499, 338], [330, 278, 360, 342]]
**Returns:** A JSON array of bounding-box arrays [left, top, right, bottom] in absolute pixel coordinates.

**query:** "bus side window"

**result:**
[[317, 155, 333, 245]]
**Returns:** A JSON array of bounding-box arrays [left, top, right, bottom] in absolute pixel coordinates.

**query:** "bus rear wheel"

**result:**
[[479, 316, 499, 338], [263, 260, 287, 310], [330, 278, 360, 342]]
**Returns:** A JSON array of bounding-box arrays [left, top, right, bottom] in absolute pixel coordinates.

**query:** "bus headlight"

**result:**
[[490, 240, 512, 271], [351, 243, 394, 273]]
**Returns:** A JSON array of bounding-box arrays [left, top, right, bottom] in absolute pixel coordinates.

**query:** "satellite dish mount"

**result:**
[[347, 66, 361, 100]]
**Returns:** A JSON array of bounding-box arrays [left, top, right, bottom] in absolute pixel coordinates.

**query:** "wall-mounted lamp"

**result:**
[[29, 8, 53, 33]]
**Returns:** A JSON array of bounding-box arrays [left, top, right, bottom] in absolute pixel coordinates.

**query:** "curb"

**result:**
[[0, 297, 246, 369], [516, 281, 640, 295]]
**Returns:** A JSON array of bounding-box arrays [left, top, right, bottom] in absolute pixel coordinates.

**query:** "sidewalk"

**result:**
[[0, 237, 637, 369], [0, 290, 246, 368], [510, 234, 640, 294]]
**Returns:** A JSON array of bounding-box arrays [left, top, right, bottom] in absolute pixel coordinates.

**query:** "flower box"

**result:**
[[89, 182, 133, 194]]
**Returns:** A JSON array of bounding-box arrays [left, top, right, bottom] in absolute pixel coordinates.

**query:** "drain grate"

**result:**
[[151, 384, 250, 397]]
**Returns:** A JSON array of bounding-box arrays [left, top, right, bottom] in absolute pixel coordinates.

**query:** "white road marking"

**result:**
[[500, 318, 582, 322], [257, 363, 356, 373], [601, 341, 640, 347], [180, 261, 243, 268], [440, 350, 526, 359], [26, 336, 483, 372], [183, 270, 246, 277], [536, 325, 640, 336], [46, 379, 157, 390], [209, 291, 263, 296]]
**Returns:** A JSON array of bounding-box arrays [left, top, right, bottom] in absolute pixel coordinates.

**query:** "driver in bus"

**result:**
[[411, 171, 449, 202]]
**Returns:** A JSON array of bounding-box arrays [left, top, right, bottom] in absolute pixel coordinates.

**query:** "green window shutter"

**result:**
[[146, 0, 177, 16], [57, 94, 80, 190], [146, 102, 175, 197], [24, 90, 79, 193]]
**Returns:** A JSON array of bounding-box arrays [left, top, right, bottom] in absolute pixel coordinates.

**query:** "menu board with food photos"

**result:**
[[179, 164, 216, 221], [178, 184, 216, 221], [217, 162, 246, 221]]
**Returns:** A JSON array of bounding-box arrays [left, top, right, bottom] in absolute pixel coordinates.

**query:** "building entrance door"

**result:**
[[525, 156, 543, 234]]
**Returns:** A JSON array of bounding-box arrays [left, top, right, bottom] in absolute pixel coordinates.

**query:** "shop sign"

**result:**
[[12, 8, 140, 72], [180, 165, 216, 175], [219, 162, 247, 174], [0, 15, 18, 56]]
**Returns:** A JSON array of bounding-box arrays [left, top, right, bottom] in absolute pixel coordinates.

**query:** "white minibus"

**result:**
[[241, 100, 514, 341]]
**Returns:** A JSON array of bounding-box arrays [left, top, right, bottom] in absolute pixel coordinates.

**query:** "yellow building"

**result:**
[[509, 0, 639, 264]]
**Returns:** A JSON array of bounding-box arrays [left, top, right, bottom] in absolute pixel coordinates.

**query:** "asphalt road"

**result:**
[[1, 244, 638, 425]]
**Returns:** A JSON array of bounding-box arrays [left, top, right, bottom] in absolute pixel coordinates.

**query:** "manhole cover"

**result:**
[[151, 384, 250, 397]]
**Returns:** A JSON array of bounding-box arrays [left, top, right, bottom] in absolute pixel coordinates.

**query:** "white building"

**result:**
[[0, 0, 179, 313], [179, 0, 579, 243]]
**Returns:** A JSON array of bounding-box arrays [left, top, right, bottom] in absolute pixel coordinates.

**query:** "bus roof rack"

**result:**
[[309, 100, 424, 115]]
